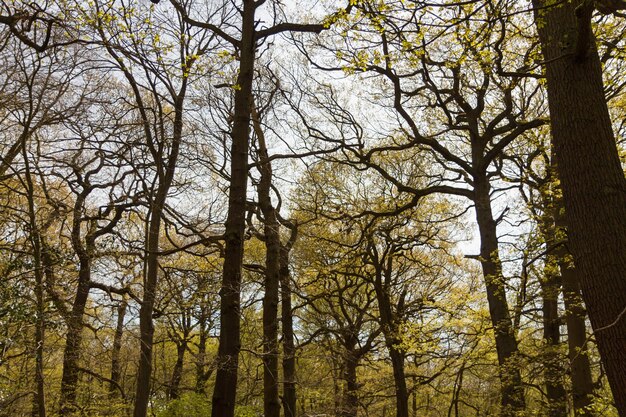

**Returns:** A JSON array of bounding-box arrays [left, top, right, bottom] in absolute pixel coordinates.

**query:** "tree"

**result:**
[[532, 1, 626, 413]]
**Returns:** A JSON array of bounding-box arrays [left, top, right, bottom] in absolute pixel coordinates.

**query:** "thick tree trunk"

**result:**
[[280, 243, 297, 417], [252, 103, 281, 417], [533, 1, 626, 414], [211, 2, 256, 416], [473, 177, 525, 416], [110, 297, 127, 399]]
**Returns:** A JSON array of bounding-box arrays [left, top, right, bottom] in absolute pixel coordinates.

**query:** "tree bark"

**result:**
[[195, 305, 211, 394], [168, 341, 187, 400], [473, 176, 525, 416], [133, 87, 186, 417], [280, 240, 297, 417], [211, 2, 256, 416], [373, 257, 409, 417], [23, 144, 46, 417], [109, 297, 127, 399], [533, 1, 626, 414], [559, 257, 595, 417], [540, 254, 567, 417], [252, 104, 281, 417], [340, 348, 359, 417], [59, 262, 90, 415]]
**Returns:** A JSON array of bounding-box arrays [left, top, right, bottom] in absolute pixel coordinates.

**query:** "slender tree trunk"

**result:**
[[539, 254, 567, 417], [195, 308, 210, 394], [533, 1, 626, 413], [110, 297, 127, 399], [133, 93, 186, 417], [280, 243, 297, 417], [211, 2, 256, 416], [473, 176, 525, 416], [559, 258, 595, 417], [23, 146, 46, 417], [60, 264, 91, 415], [536, 199, 567, 417], [373, 259, 409, 417], [252, 106, 281, 417], [168, 341, 187, 400], [134, 198, 166, 416]]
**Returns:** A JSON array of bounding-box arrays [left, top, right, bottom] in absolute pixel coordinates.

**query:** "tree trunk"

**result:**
[[252, 103, 281, 417], [23, 146, 46, 417], [473, 176, 525, 416], [60, 263, 90, 415], [110, 297, 127, 399], [533, 1, 626, 414], [373, 258, 409, 417], [340, 349, 359, 417], [211, 2, 256, 416], [281, 243, 297, 417], [133, 91, 186, 417], [195, 307, 211, 394], [540, 254, 567, 417], [559, 258, 595, 416], [168, 341, 187, 400]]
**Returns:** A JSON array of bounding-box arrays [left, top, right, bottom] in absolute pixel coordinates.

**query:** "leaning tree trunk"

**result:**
[[211, 2, 256, 416], [533, 1, 626, 414], [473, 176, 525, 416]]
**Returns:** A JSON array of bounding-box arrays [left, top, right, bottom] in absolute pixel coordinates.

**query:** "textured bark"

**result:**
[[473, 176, 525, 416], [533, 1, 626, 414], [210, 2, 256, 416], [109, 298, 127, 399]]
